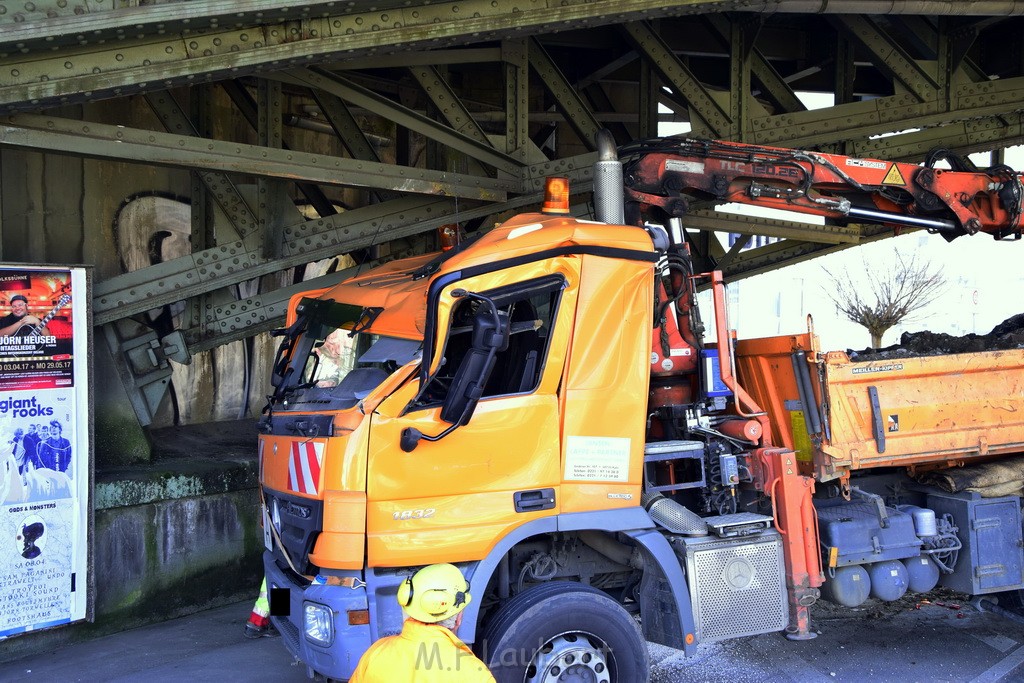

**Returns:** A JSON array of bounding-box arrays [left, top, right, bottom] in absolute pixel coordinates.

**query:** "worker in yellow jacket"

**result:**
[[349, 563, 495, 682]]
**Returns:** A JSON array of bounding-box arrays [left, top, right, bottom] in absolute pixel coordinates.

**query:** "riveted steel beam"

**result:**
[[683, 210, 861, 245], [948, 20, 983, 75], [638, 60, 657, 139], [529, 37, 601, 150], [329, 48, 504, 71], [409, 65, 492, 147], [145, 90, 259, 241], [182, 251, 429, 353], [830, 15, 940, 103], [716, 234, 751, 269], [853, 113, 1024, 161], [408, 64, 493, 177], [686, 227, 726, 272], [219, 79, 338, 218], [719, 226, 895, 282], [275, 68, 524, 176], [748, 50, 806, 116], [305, 85, 400, 207], [751, 92, 933, 146], [181, 232, 433, 352], [0, 0, 759, 114], [93, 196, 459, 326], [621, 20, 732, 138], [5, 1, 1024, 116], [886, 16, 988, 84], [704, 15, 805, 116], [505, 38, 529, 162], [92, 152, 596, 325], [579, 52, 639, 90], [749, 75, 1024, 149], [580, 83, 631, 146], [186, 84, 216, 330], [305, 88, 382, 166], [0, 1, 362, 52], [0, 113, 513, 201], [728, 18, 757, 140], [257, 78, 289, 260]]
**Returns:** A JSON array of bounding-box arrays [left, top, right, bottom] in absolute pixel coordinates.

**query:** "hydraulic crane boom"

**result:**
[[619, 137, 1024, 240]]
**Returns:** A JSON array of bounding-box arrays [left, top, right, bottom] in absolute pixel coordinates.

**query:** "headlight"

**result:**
[[304, 602, 334, 647]]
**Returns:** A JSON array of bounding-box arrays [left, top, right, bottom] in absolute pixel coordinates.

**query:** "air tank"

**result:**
[[902, 555, 940, 593], [868, 560, 909, 601], [820, 565, 871, 608]]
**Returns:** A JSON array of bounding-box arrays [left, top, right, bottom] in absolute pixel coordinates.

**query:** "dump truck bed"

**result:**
[[735, 333, 1024, 482]]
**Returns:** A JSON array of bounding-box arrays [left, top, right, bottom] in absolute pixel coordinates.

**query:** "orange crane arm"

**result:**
[[620, 138, 1023, 241]]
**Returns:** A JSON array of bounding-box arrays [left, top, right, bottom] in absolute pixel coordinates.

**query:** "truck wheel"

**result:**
[[480, 581, 649, 683]]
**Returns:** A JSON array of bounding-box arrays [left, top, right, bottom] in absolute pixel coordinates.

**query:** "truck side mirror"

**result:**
[[400, 291, 509, 452], [439, 304, 510, 425]]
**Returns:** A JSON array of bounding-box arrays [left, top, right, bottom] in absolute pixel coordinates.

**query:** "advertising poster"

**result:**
[[0, 269, 74, 391], [0, 267, 89, 639]]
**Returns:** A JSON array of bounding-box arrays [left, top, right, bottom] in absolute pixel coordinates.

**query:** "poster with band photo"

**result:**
[[0, 266, 89, 639], [0, 269, 75, 392]]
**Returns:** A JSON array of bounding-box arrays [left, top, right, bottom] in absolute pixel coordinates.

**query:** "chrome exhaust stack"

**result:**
[[594, 129, 625, 225]]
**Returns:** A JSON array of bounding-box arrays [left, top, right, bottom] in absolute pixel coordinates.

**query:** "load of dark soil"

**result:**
[[848, 313, 1024, 361]]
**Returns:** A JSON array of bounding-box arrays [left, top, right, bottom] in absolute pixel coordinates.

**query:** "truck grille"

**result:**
[[266, 488, 323, 575]]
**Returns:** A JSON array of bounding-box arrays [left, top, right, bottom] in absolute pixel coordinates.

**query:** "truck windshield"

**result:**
[[274, 299, 421, 411]]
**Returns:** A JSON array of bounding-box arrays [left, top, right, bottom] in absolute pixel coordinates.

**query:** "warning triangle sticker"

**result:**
[[881, 164, 906, 185]]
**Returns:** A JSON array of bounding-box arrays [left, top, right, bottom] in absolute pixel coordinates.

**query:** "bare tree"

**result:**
[[822, 252, 946, 347]]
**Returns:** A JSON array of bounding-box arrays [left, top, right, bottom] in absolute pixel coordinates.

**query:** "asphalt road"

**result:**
[[2, 590, 1024, 682]]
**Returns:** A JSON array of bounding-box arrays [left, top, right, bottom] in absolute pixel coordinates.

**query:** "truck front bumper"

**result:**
[[263, 551, 372, 681]]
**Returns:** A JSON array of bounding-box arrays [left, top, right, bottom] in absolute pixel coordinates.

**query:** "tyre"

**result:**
[[479, 581, 649, 683]]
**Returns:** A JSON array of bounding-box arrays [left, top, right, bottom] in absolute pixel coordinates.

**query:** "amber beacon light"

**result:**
[[541, 176, 571, 214], [437, 223, 460, 251]]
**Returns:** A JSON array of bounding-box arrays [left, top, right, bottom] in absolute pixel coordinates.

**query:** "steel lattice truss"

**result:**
[[2, 0, 1024, 354]]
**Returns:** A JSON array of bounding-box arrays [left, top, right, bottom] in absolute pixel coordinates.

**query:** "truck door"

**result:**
[[367, 264, 578, 567]]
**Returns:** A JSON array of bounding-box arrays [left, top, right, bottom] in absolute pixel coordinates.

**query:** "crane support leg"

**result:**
[[753, 447, 823, 640]]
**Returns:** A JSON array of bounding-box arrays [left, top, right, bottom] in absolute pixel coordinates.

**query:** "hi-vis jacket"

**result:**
[[349, 619, 496, 683]]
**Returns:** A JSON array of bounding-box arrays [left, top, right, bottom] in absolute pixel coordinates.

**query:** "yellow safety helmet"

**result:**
[[396, 563, 472, 623]]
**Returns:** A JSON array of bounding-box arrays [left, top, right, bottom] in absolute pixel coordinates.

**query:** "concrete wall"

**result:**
[[0, 450, 263, 662]]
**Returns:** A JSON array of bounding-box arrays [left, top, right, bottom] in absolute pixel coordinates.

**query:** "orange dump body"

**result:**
[[736, 332, 1024, 483]]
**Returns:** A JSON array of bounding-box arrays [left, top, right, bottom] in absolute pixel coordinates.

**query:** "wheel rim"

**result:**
[[525, 632, 612, 683]]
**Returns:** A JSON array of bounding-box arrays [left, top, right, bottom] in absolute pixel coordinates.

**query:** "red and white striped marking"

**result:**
[[288, 441, 324, 495]]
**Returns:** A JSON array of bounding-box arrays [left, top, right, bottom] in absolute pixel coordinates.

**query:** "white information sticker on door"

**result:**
[[564, 436, 631, 481]]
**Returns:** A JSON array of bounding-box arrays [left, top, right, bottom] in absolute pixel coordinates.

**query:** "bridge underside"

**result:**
[[2, 0, 1023, 428]]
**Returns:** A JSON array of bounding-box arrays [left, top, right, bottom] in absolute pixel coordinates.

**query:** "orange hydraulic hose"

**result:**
[[707, 271, 771, 439]]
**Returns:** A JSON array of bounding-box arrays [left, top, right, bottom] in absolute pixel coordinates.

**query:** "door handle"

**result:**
[[514, 488, 555, 513]]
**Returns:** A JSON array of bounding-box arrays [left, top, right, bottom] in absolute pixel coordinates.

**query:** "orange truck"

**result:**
[[258, 132, 1024, 681]]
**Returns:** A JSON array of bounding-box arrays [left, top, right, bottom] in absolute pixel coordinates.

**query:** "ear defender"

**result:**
[[420, 588, 455, 618], [395, 564, 472, 623], [397, 575, 414, 607]]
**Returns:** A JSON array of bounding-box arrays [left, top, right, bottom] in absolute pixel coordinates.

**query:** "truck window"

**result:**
[[416, 278, 562, 408], [301, 332, 420, 399], [304, 328, 359, 388], [272, 297, 421, 412]]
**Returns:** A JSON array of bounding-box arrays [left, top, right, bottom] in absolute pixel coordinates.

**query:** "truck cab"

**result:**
[[259, 209, 714, 681]]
